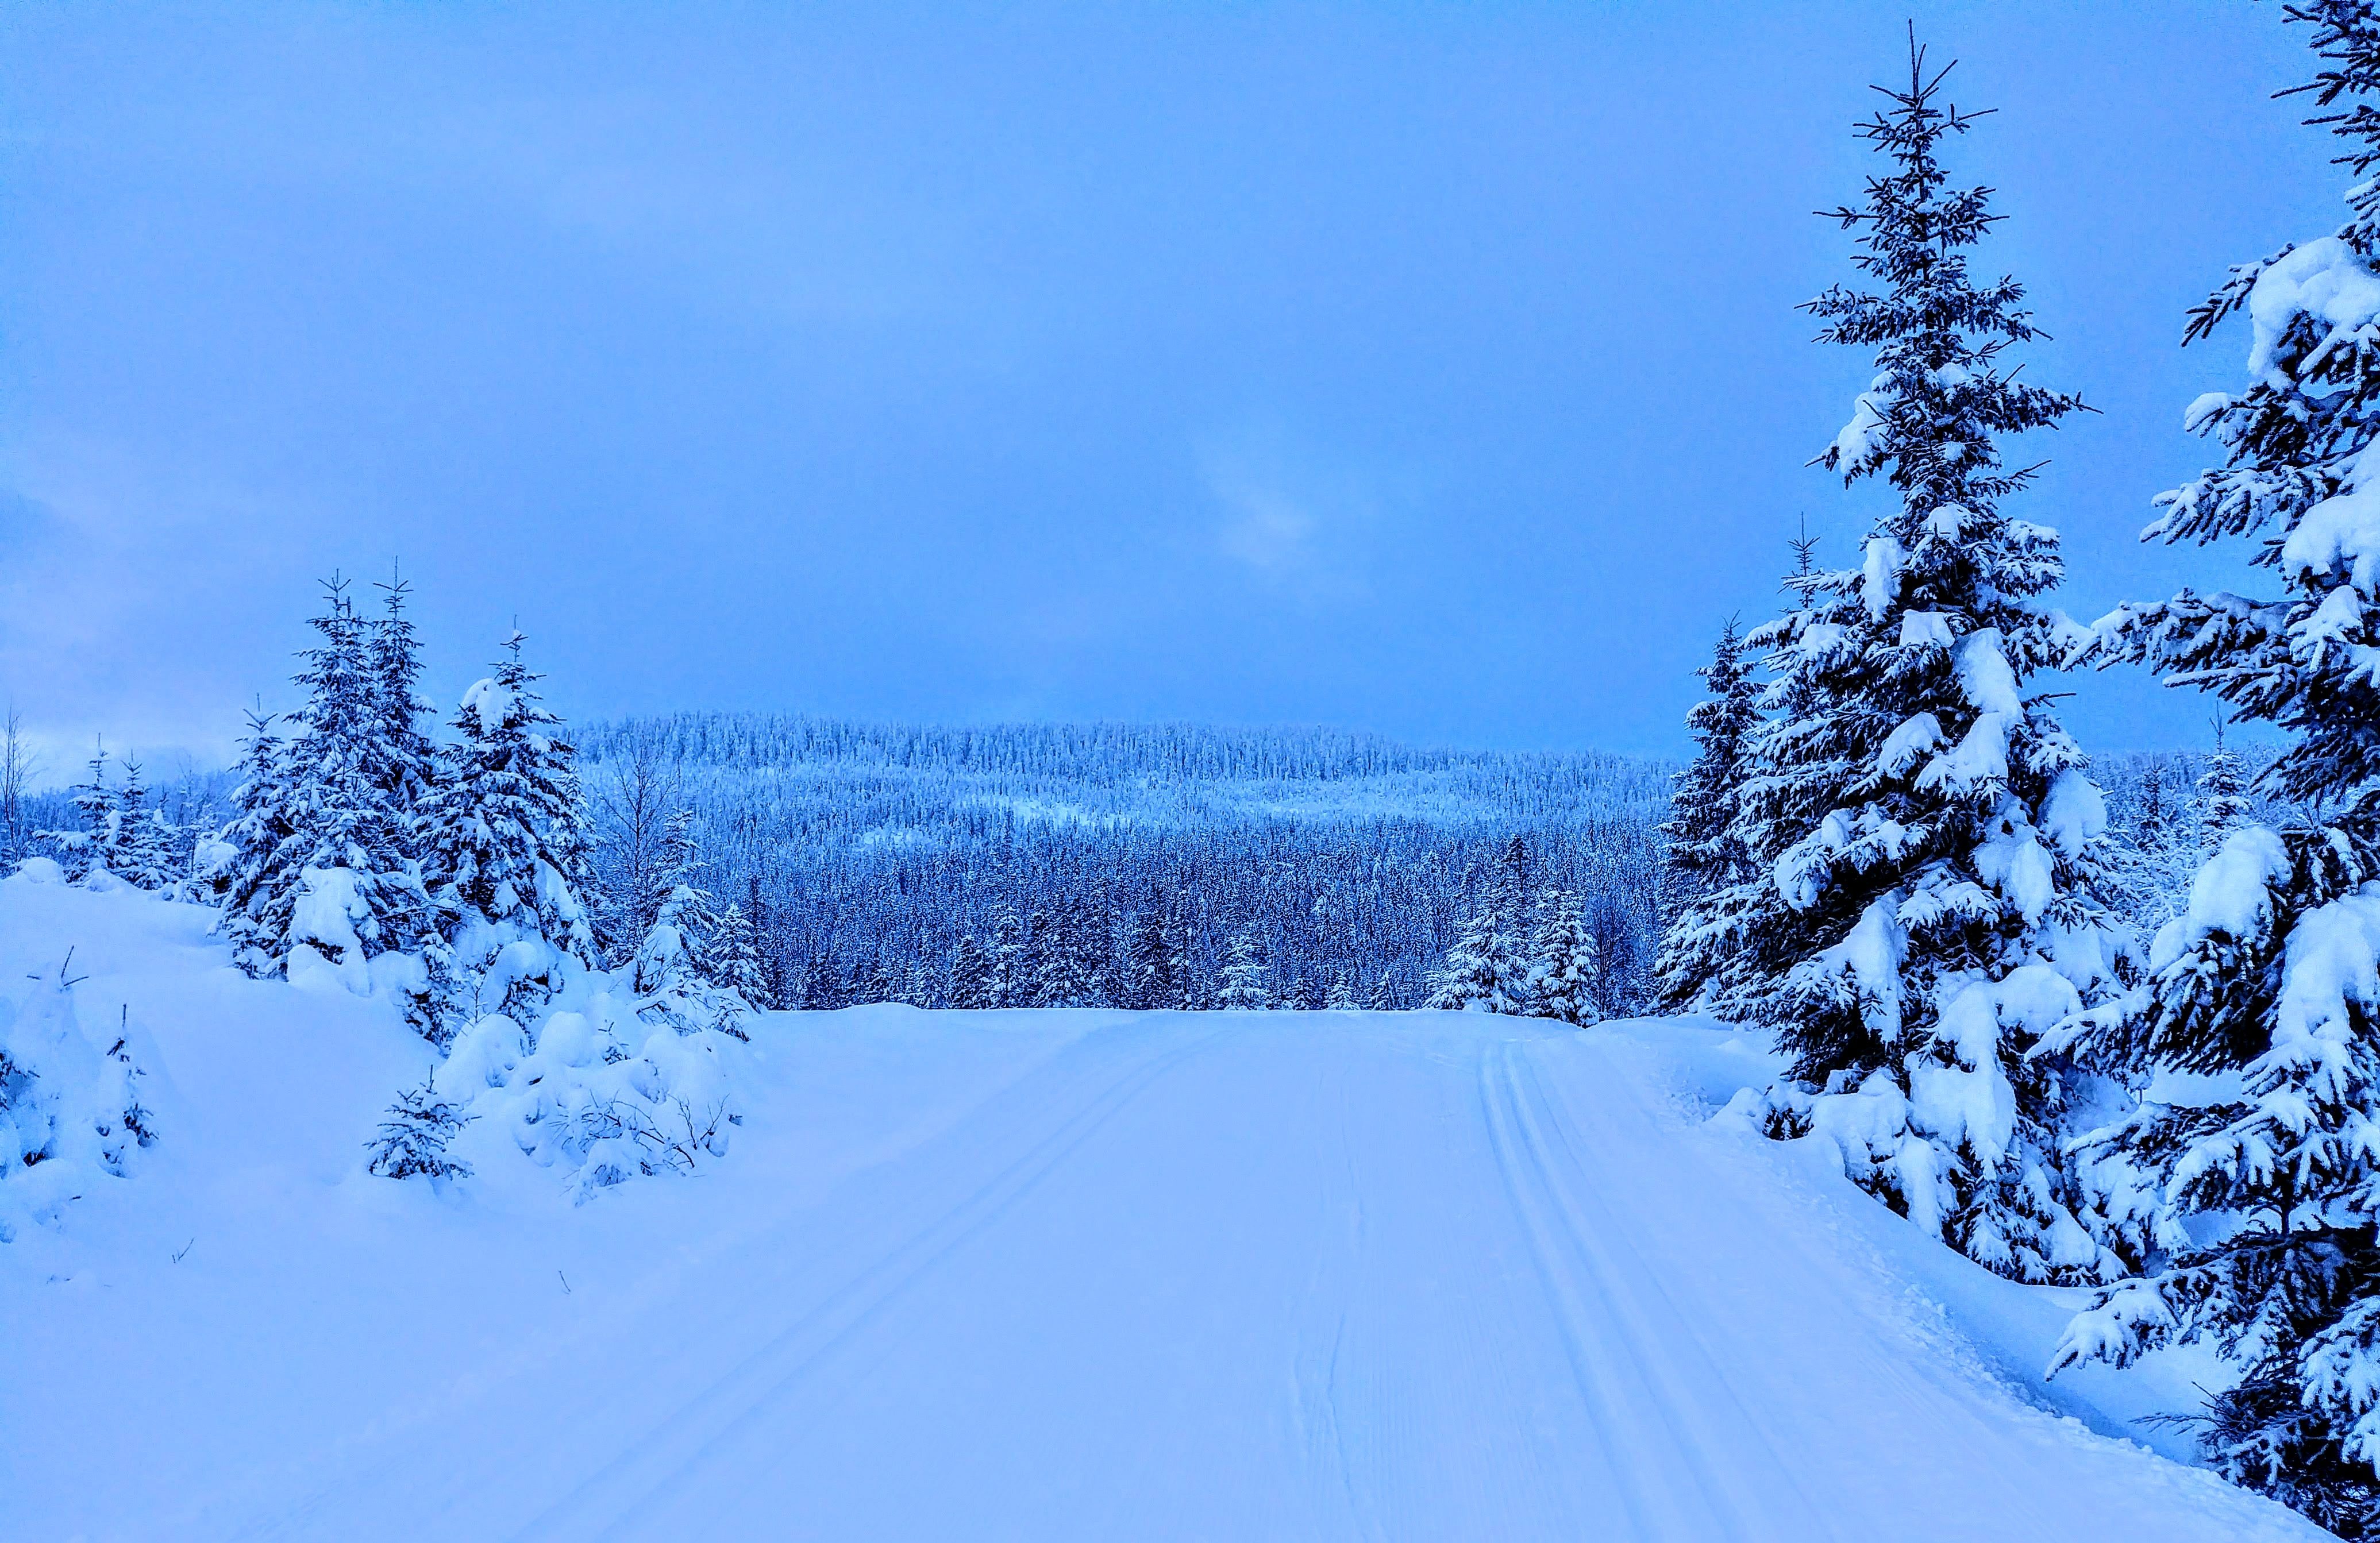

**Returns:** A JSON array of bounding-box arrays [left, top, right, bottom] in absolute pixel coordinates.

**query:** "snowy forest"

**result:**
[[19, 3, 2380, 1537]]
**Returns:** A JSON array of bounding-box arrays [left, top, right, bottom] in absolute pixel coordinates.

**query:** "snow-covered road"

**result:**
[[0, 912, 2329, 1543]]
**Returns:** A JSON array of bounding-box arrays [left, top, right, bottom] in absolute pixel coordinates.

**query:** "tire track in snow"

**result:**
[[1287, 1047, 1381, 1543], [1503, 1039, 1827, 1541], [515, 1020, 1228, 1542], [1480, 1033, 1820, 1541]]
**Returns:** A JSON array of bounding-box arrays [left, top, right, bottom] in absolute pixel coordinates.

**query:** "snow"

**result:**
[[2281, 481, 2380, 594], [2041, 767, 2109, 857], [1829, 374, 1894, 470], [2247, 234, 2380, 376], [1861, 533, 1903, 619], [2150, 825, 2291, 972], [0, 878, 2329, 1541], [1954, 628, 2025, 716]]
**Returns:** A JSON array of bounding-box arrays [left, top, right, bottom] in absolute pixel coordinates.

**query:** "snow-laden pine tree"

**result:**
[[646, 809, 722, 977], [1526, 888, 1604, 1027], [2197, 721, 2254, 850], [364, 1080, 475, 1181], [713, 903, 770, 1009], [2046, 5, 2380, 1524], [1716, 39, 2128, 1286], [368, 567, 439, 821], [220, 579, 440, 1019], [1365, 970, 1399, 1012], [44, 742, 117, 884], [0, 951, 156, 1241], [106, 759, 180, 892], [1326, 971, 1358, 1011], [418, 632, 596, 1023], [1656, 620, 1766, 1009], [1215, 930, 1271, 1010], [1662, 626, 1760, 897], [948, 932, 993, 1009], [2110, 758, 2197, 935], [1125, 900, 1174, 1011], [1427, 898, 1526, 1014], [988, 906, 1023, 1008], [630, 877, 751, 1040]]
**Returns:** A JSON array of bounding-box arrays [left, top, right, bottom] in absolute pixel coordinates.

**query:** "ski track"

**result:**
[[36, 1009, 2333, 1542]]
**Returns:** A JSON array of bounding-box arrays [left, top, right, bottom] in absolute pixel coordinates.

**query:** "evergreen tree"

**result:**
[[368, 566, 438, 820], [1655, 620, 1762, 1006], [988, 906, 1023, 1008], [1526, 887, 1604, 1027], [1021, 909, 1056, 1006], [648, 809, 723, 978], [364, 1079, 475, 1181], [1125, 898, 1175, 1010], [1427, 900, 1525, 1013], [221, 578, 440, 1021], [713, 902, 770, 1008], [2197, 720, 2254, 850], [2112, 758, 2196, 933], [1326, 971, 1358, 1011], [949, 932, 994, 1009], [631, 876, 751, 1039], [107, 759, 179, 892], [1365, 970, 1400, 1012], [1717, 38, 2126, 1286], [2050, 6, 2380, 1525], [418, 631, 596, 1021], [1163, 901, 1199, 1009], [1214, 930, 1271, 1011], [47, 741, 116, 883]]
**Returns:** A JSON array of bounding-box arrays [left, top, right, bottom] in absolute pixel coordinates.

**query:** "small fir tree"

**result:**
[[1427, 900, 1526, 1014], [1214, 930, 1272, 1011], [365, 1081, 475, 1181], [1526, 888, 1604, 1027]]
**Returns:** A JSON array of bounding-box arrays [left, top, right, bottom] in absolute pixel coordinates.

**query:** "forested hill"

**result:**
[[575, 714, 1679, 1012]]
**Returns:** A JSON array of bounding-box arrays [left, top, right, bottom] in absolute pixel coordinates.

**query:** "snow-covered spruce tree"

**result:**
[[2111, 758, 2197, 934], [629, 878, 752, 1039], [1656, 619, 1766, 1009], [1124, 900, 1175, 1011], [1717, 40, 2128, 1287], [988, 906, 1023, 1008], [2046, 6, 2380, 1525], [0, 951, 156, 1241], [368, 567, 439, 822], [1365, 970, 1400, 1011], [713, 902, 771, 1009], [107, 759, 180, 892], [418, 631, 597, 1024], [43, 742, 117, 883], [1427, 898, 1526, 1014], [2198, 720, 2255, 850], [647, 809, 722, 974], [948, 932, 993, 1009], [1326, 971, 1358, 1011], [220, 578, 441, 1019], [1527, 888, 1604, 1027], [1663, 622, 1761, 896], [1215, 930, 1272, 1011], [364, 1080, 475, 1181]]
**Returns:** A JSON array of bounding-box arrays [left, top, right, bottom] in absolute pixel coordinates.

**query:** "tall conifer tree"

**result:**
[[2050, 5, 2380, 1525], [1726, 36, 2125, 1285]]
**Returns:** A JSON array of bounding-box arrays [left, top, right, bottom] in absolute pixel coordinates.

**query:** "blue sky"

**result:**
[[0, 1, 2336, 769]]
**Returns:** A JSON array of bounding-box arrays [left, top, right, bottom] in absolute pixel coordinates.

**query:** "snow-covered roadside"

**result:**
[[0, 876, 2325, 1540]]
